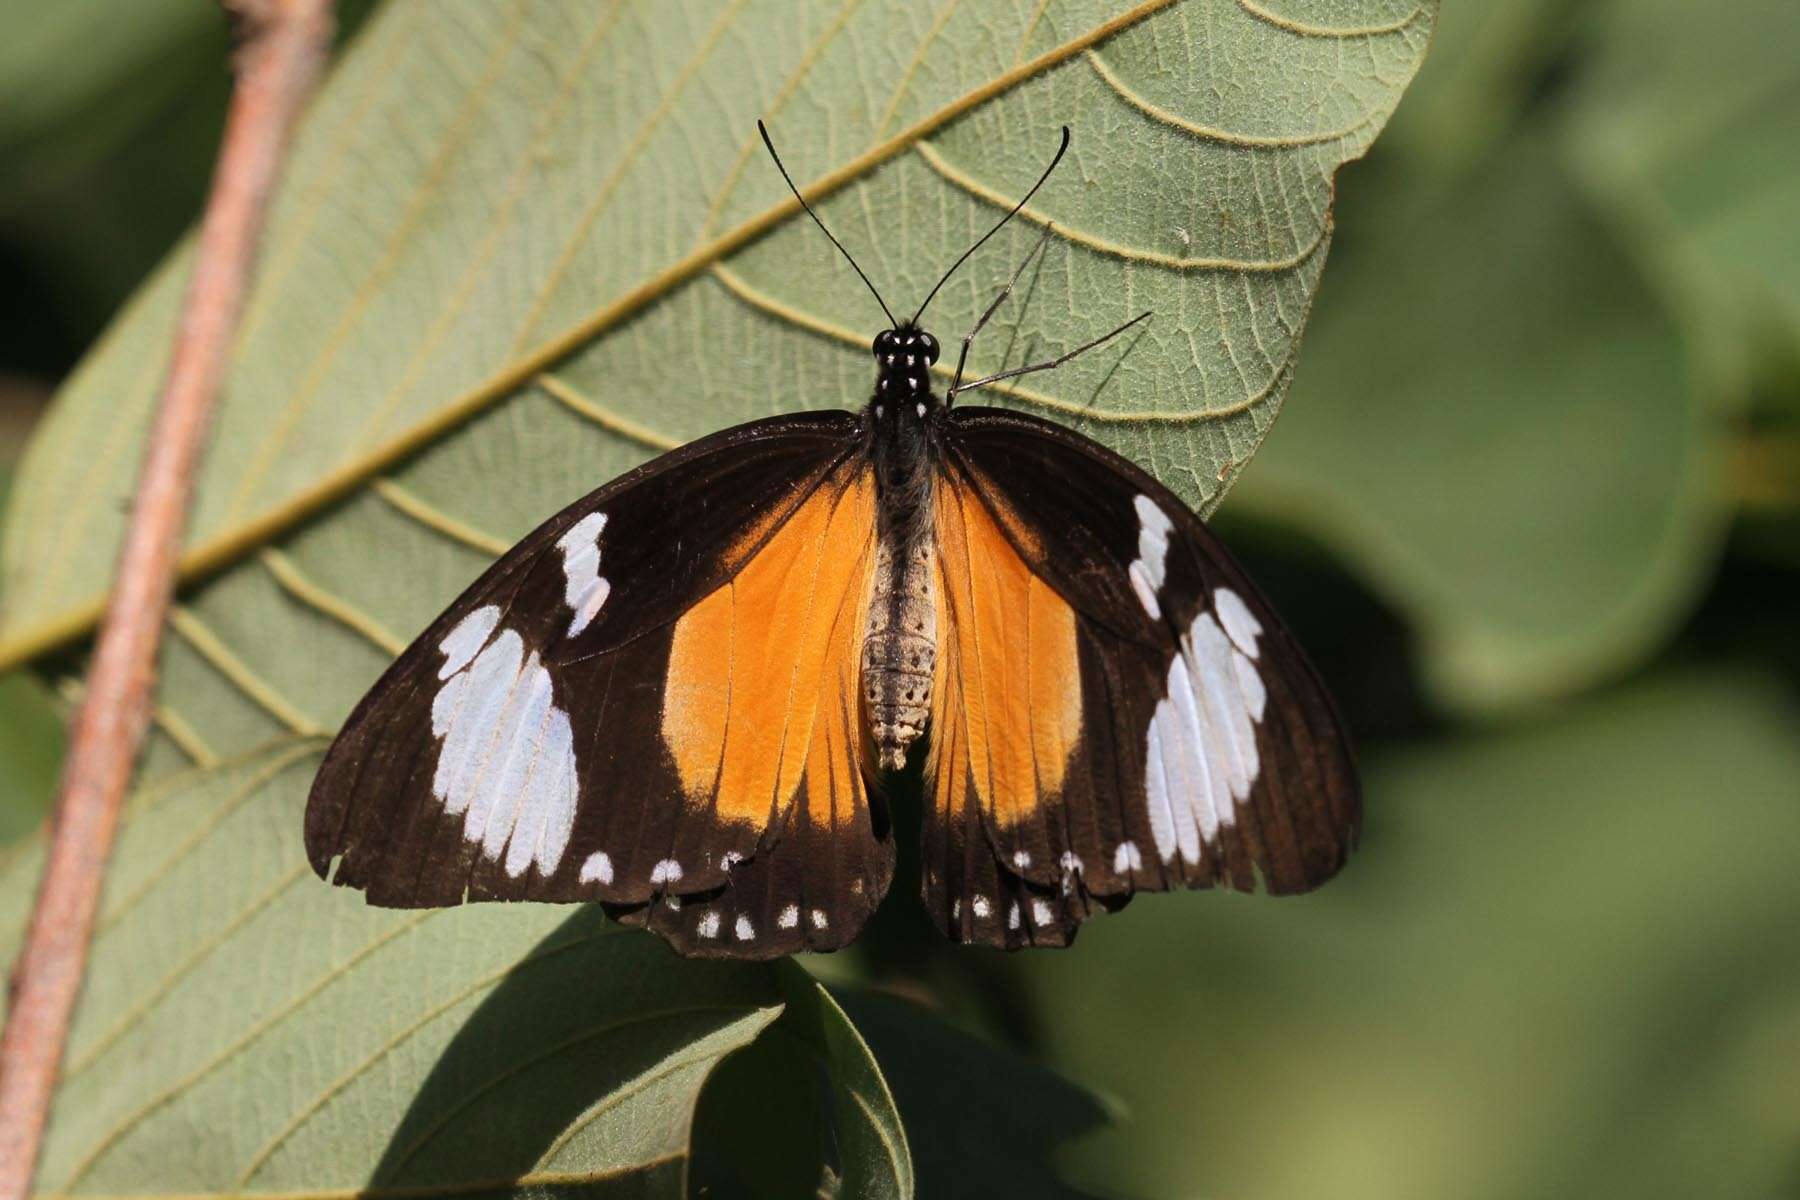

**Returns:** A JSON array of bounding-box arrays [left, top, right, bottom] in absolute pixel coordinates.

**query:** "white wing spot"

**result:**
[[437, 606, 501, 679], [720, 850, 743, 871], [579, 852, 613, 885], [1140, 609, 1269, 864], [1114, 841, 1142, 873], [430, 624, 577, 879], [734, 915, 756, 941], [810, 909, 829, 930], [1059, 852, 1083, 875], [1032, 898, 1054, 926], [1007, 903, 1022, 931], [972, 895, 992, 918], [778, 904, 800, 929], [650, 859, 682, 886], [555, 512, 611, 639], [1213, 588, 1263, 659], [1130, 495, 1174, 619], [698, 911, 721, 938], [665, 896, 682, 911], [951, 899, 962, 921], [1011, 850, 1031, 869]]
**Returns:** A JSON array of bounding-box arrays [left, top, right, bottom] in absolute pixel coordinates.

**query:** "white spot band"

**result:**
[[1130, 495, 1174, 619], [555, 512, 611, 639], [431, 611, 578, 880], [1142, 605, 1268, 865]]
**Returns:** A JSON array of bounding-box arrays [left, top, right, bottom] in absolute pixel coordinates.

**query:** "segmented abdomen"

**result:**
[[861, 539, 936, 770]]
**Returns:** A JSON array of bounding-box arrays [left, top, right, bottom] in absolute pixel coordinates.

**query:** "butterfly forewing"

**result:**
[[303, 411, 893, 959], [921, 407, 1360, 949]]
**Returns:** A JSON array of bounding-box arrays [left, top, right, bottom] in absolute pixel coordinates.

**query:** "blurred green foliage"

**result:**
[[0, 1, 1794, 1197]]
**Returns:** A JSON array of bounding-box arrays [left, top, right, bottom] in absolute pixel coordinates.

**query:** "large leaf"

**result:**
[[0, 0, 1436, 1191], [691, 972, 913, 1198], [1011, 669, 1800, 1199], [0, 0, 1435, 664], [835, 989, 1113, 1199]]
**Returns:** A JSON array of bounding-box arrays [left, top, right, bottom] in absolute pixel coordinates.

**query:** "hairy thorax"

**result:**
[[862, 532, 937, 770]]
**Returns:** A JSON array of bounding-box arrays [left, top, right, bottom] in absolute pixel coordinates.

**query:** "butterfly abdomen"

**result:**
[[862, 399, 939, 771], [862, 536, 937, 770]]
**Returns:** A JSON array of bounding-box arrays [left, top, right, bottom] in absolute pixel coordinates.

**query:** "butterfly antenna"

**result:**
[[758, 120, 897, 328], [911, 125, 1070, 328]]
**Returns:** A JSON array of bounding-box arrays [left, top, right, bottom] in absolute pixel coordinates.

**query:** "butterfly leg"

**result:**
[[949, 222, 1057, 398], [949, 310, 1151, 401]]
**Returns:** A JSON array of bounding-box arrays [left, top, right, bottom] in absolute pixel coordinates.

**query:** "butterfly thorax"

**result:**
[[862, 326, 941, 770]]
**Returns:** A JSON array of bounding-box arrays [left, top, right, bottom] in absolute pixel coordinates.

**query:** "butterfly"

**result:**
[[304, 123, 1359, 959]]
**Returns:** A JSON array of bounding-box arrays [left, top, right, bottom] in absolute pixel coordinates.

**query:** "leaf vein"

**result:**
[[1085, 48, 1378, 147], [89, 742, 323, 942], [692, 0, 868, 245], [914, 138, 1328, 273], [344, 0, 629, 451], [872, 0, 962, 139], [222, 2, 536, 525], [370, 479, 510, 557], [68, 865, 311, 1080], [235, 927, 617, 1188], [261, 548, 406, 657], [507, 0, 750, 352], [535, 373, 681, 451], [167, 608, 327, 737], [56, 675, 221, 770], [1236, 0, 1425, 38], [58, 910, 441, 1191]]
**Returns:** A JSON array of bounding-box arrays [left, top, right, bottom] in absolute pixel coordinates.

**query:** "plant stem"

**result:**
[[0, 3, 333, 1195]]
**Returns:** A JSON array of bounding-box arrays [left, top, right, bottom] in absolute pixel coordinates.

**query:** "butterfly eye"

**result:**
[[871, 331, 896, 358], [918, 332, 939, 364]]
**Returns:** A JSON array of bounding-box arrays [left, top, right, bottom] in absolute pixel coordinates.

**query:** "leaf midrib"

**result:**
[[0, 0, 1180, 673]]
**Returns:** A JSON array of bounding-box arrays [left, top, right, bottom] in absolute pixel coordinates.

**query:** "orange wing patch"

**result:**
[[930, 471, 1082, 829], [661, 464, 878, 829]]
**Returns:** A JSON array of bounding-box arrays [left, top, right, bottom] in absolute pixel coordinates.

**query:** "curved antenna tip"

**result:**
[[911, 124, 1074, 328], [757, 120, 897, 329]]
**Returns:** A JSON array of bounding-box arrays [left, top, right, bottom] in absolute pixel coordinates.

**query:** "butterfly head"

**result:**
[[873, 326, 939, 406]]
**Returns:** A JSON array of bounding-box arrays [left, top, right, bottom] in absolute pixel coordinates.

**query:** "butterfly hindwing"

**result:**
[[923, 407, 1360, 948], [304, 411, 893, 958]]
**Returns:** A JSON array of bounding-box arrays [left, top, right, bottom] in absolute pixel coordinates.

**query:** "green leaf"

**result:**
[[0, 0, 1435, 666], [0, 1, 1437, 1193], [0, 388, 63, 843], [691, 972, 912, 1198], [0, 671, 60, 844], [1231, 130, 1724, 711], [836, 988, 1113, 1199], [1010, 669, 1800, 1200]]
